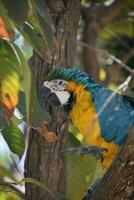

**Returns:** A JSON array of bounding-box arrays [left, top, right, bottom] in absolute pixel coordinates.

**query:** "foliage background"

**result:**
[[0, 0, 134, 200]]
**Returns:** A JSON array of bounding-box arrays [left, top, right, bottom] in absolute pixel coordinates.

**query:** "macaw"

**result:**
[[39, 68, 134, 169]]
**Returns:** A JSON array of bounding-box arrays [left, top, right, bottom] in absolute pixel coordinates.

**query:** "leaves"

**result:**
[[17, 177, 67, 200], [0, 40, 26, 157], [0, 164, 15, 180], [0, 18, 10, 40], [29, 0, 55, 49], [2, 121, 25, 156], [0, 0, 56, 57], [23, 22, 46, 58], [37, 121, 57, 142], [0, 107, 6, 129], [13, 44, 34, 123], [1, 0, 29, 26], [66, 125, 104, 200], [0, 39, 21, 119], [0, 192, 23, 200], [66, 154, 99, 200], [0, 2, 13, 34]]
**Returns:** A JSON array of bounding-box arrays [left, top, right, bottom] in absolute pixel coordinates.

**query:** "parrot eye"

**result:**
[[59, 81, 63, 85], [43, 79, 68, 91]]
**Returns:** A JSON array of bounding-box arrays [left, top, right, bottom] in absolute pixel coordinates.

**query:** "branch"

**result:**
[[81, 0, 126, 26], [100, 0, 126, 26], [77, 40, 134, 75], [108, 47, 134, 72], [0, 180, 25, 199], [0, 178, 67, 200], [46, 0, 65, 14], [90, 126, 134, 200]]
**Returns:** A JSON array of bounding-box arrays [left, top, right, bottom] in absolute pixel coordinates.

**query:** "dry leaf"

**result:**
[[37, 121, 57, 143]]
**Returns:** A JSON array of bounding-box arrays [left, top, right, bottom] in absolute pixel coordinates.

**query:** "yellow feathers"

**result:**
[[67, 81, 119, 169]]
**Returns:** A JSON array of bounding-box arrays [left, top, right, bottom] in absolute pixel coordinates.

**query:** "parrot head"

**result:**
[[39, 78, 73, 111], [39, 67, 98, 111]]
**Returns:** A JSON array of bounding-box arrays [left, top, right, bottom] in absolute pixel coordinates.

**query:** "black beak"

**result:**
[[39, 85, 61, 110]]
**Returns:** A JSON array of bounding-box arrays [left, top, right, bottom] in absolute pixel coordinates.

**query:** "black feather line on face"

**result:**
[[64, 93, 75, 112]]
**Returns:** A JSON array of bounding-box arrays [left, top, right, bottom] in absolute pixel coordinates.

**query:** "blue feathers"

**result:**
[[47, 68, 134, 146], [47, 67, 101, 93], [94, 88, 134, 145]]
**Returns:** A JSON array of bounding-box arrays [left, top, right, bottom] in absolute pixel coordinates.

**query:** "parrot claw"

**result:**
[[62, 146, 107, 161]]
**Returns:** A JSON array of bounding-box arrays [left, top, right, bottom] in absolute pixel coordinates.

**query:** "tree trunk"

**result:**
[[90, 127, 134, 200], [82, 20, 99, 81], [82, 5, 100, 81], [25, 1, 80, 200], [81, 0, 125, 82]]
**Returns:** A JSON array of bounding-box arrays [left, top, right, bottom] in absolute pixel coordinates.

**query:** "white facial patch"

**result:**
[[43, 79, 70, 105], [44, 79, 67, 91], [54, 90, 70, 105]]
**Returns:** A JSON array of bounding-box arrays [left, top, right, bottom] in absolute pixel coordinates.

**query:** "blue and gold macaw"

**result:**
[[39, 68, 134, 169]]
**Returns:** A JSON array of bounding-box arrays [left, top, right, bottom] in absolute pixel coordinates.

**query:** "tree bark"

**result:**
[[82, 5, 100, 81], [90, 127, 134, 200], [25, 1, 80, 200]]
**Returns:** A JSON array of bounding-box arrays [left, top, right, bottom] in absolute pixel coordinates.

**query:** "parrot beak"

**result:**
[[39, 85, 61, 110]]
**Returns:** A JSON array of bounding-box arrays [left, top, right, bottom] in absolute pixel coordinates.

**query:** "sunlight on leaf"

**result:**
[[0, 39, 21, 119], [23, 22, 45, 58], [13, 44, 39, 124], [99, 68, 106, 81], [0, 191, 22, 200], [13, 44, 32, 123], [0, 163, 15, 180], [1, 72, 20, 120], [0, 18, 10, 40]]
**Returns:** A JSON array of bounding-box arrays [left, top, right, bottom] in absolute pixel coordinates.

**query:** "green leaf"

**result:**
[[28, 74, 38, 123], [2, 0, 29, 26], [68, 132, 81, 147], [13, 44, 36, 123], [22, 22, 45, 58], [32, 101, 51, 126], [0, 107, 6, 129], [0, 164, 15, 180], [11, 109, 24, 126], [66, 153, 104, 200], [66, 130, 104, 200], [2, 121, 25, 156], [17, 91, 26, 120], [0, 192, 22, 200], [0, 1, 13, 30], [0, 39, 21, 119], [18, 89, 50, 126], [17, 177, 68, 200], [31, 0, 52, 24], [30, 0, 55, 49]]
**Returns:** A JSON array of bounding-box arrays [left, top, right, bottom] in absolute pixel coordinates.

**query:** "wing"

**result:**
[[93, 87, 134, 145]]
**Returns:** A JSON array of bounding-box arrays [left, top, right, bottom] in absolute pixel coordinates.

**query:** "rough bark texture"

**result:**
[[82, 0, 125, 81], [90, 127, 134, 200], [25, 1, 80, 200]]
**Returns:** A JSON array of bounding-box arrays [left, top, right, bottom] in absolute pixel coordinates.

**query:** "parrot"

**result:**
[[39, 67, 134, 169]]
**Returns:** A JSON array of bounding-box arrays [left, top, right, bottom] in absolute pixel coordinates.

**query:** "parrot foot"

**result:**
[[62, 146, 107, 162]]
